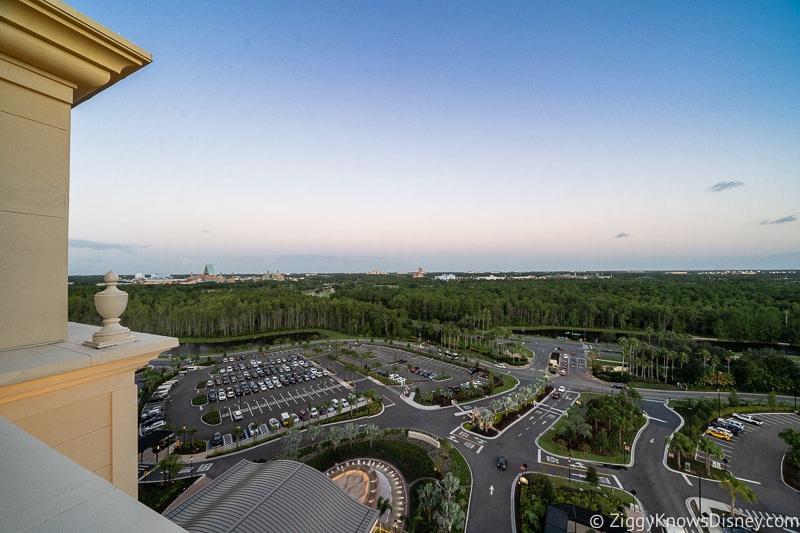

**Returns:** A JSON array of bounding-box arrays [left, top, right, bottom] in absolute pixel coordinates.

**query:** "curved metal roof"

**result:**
[[165, 459, 378, 533]]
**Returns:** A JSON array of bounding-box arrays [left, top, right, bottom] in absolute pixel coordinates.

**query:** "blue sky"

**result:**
[[67, 1, 800, 275]]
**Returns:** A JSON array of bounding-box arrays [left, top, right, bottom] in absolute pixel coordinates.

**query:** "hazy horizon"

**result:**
[[66, 1, 799, 276]]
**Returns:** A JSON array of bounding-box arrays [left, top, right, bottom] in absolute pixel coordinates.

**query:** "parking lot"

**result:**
[[350, 344, 477, 390], [695, 411, 796, 473], [140, 348, 374, 445]]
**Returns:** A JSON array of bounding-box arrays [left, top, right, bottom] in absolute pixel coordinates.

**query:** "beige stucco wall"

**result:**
[[0, 55, 72, 349], [0, 0, 172, 500], [0, 323, 178, 497], [0, 0, 152, 350]]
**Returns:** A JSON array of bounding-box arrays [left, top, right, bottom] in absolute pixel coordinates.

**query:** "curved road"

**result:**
[[148, 338, 800, 533]]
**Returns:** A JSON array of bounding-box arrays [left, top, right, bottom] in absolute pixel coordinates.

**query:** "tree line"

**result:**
[[68, 272, 800, 344]]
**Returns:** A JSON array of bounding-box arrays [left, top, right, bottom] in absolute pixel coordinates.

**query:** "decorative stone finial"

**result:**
[[83, 270, 139, 348]]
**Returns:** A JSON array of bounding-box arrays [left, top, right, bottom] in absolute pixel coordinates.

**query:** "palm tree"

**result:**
[[158, 453, 181, 487], [435, 499, 465, 533], [439, 472, 461, 502], [363, 423, 380, 448], [307, 423, 323, 443], [376, 496, 392, 524], [279, 427, 302, 460], [417, 482, 441, 524], [232, 426, 245, 448], [719, 473, 758, 516], [697, 437, 723, 476], [666, 432, 696, 467], [328, 425, 345, 451]]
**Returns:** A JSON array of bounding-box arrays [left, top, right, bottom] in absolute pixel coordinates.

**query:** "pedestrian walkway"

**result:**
[[326, 458, 408, 531]]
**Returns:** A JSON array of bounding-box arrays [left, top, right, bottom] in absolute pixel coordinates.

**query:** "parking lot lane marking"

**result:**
[[682, 473, 693, 486]]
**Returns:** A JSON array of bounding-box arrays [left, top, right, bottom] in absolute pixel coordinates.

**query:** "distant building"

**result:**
[[203, 264, 216, 275], [435, 274, 456, 281], [412, 267, 425, 278], [262, 271, 285, 281]]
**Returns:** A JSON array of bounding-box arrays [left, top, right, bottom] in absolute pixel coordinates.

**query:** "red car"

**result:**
[[559, 369, 567, 376], [551, 391, 561, 399]]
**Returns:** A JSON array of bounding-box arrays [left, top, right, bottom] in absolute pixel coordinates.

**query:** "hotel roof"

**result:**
[[164, 459, 379, 533]]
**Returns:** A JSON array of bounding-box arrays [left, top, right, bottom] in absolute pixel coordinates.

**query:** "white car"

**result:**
[[557, 386, 566, 394], [218, 389, 227, 400], [143, 420, 166, 434], [232, 410, 243, 421], [495, 363, 506, 368], [732, 412, 764, 426], [310, 407, 319, 418], [341, 398, 350, 408]]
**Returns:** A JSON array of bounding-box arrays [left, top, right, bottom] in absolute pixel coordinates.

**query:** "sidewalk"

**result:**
[[687, 497, 726, 533]]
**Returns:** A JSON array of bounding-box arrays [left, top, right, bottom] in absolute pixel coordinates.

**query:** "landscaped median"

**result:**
[[537, 390, 647, 464]]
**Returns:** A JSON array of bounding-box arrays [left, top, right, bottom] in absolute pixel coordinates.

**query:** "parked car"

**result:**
[[705, 427, 731, 440], [299, 409, 309, 421], [732, 413, 764, 426], [143, 420, 166, 434], [310, 407, 319, 418], [341, 398, 350, 408], [717, 418, 744, 434], [557, 386, 566, 394], [232, 410, 243, 421], [212, 432, 222, 446], [269, 418, 280, 430]]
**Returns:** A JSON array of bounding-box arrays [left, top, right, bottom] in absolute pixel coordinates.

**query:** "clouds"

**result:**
[[708, 181, 744, 193], [69, 239, 148, 253], [758, 215, 796, 226], [615, 232, 631, 239]]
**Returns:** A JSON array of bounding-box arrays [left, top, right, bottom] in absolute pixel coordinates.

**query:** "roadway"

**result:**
[[144, 338, 800, 533]]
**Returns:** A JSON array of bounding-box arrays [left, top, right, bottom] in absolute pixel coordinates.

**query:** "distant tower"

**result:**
[[204, 264, 215, 276]]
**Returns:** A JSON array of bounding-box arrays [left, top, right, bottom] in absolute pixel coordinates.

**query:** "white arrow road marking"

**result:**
[[489, 485, 494, 496]]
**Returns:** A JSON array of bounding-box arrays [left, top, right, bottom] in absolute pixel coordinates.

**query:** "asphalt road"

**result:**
[[143, 338, 800, 533]]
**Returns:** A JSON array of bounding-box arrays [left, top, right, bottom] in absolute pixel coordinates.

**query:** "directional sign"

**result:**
[[489, 485, 495, 496]]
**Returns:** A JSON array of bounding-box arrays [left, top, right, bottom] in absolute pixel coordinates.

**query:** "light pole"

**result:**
[[190, 455, 194, 481], [697, 471, 703, 523], [717, 389, 721, 419], [568, 447, 572, 483]]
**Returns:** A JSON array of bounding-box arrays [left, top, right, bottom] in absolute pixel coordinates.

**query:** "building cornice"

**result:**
[[0, 0, 151, 106]]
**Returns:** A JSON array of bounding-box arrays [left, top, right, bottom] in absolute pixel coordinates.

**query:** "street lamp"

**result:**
[[568, 448, 572, 483], [717, 388, 721, 419], [697, 471, 703, 523], [190, 455, 194, 481]]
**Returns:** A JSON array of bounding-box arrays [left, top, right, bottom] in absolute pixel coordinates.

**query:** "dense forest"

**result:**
[[69, 272, 800, 344], [68, 272, 800, 393]]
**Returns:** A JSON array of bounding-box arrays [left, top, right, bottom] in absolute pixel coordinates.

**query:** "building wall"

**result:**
[[0, 47, 72, 349], [0, 0, 176, 500]]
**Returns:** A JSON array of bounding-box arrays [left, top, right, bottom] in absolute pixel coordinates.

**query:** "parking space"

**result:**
[[352, 345, 473, 388], [695, 411, 790, 471]]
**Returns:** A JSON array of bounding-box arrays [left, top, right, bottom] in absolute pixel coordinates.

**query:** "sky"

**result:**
[[66, 1, 800, 275]]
